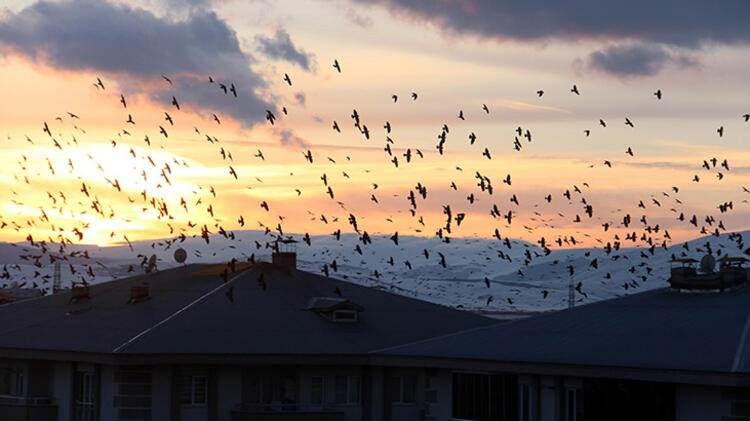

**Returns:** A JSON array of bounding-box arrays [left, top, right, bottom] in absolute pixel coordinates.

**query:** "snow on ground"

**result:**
[[2, 230, 747, 313]]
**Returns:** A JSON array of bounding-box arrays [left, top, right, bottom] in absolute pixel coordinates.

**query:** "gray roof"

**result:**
[[0, 264, 493, 356], [377, 286, 750, 375]]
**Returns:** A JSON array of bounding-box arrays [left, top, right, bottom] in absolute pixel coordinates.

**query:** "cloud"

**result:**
[[353, 0, 750, 47], [0, 0, 272, 127], [275, 128, 309, 147], [586, 43, 699, 77], [256, 29, 316, 72], [345, 8, 373, 27], [354, 0, 748, 76], [293, 92, 306, 106]]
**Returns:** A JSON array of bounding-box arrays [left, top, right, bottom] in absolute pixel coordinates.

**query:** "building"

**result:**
[[375, 256, 750, 421], [0, 255, 494, 421], [2, 250, 750, 421]]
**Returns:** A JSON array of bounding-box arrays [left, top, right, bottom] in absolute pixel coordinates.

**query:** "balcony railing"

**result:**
[[0, 396, 58, 421]]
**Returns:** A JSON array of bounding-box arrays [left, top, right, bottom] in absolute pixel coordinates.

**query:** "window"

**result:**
[[452, 373, 488, 421], [332, 310, 358, 322], [180, 375, 208, 406], [114, 367, 152, 421], [424, 373, 438, 404], [0, 366, 23, 397], [75, 370, 96, 421], [242, 371, 299, 410], [310, 376, 325, 405], [519, 383, 537, 421], [565, 387, 584, 421], [334, 375, 360, 404], [390, 374, 417, 404]]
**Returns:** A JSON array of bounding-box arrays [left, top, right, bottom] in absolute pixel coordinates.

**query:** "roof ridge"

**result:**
[[111, 270, 249, 353]]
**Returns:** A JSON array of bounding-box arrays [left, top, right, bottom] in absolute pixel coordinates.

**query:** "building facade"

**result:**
[[2, 255, 750, 420]]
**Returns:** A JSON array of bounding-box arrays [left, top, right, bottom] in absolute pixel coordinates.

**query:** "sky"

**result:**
[[0, 0, 749, 250]]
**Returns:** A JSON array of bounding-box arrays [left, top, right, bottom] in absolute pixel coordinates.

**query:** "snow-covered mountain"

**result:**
[[2, 230, 747, 314]]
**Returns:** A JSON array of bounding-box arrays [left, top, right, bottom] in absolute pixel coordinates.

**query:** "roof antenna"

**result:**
[[568, 276, 575, 309]]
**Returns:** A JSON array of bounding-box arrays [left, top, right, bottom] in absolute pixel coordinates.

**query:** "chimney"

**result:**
[[272, 238, 297, 271], [69, 284, 90, 303], [129, 284, 150, 303]]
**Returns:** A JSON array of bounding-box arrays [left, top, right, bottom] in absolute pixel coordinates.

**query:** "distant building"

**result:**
[[1, 251, 750, 421]]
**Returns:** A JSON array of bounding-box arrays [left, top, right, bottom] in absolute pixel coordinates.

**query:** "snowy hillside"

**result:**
[[2, 230, 747, 313]]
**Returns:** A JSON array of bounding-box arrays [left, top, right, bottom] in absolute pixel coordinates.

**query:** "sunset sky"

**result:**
[[0, 0, 749, 248]]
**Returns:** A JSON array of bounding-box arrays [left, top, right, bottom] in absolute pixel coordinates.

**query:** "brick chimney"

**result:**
[[272, 238, 297, 271], [69, 283, 90, 303], [129, 284, 150, 304]]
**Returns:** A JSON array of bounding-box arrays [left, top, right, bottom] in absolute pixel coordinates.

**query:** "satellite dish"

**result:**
[[700, 254, 716, 273], [174, 248, 187, 264], [145, 254, 157, 274]]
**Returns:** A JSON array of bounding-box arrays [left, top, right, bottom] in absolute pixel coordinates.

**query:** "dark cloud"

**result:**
[[293, 92, 306, 106], [354, 0, 748, 77], [0, 0, 272, 126], [256, 29, 316, 72], [587, 43, 699, 77], [353, 0, 750, 47], [345, 8, 373, 28], [276, 128, 309, 147]]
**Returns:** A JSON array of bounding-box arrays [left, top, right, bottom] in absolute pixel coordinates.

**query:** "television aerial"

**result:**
[[700, 254, 716, 274]]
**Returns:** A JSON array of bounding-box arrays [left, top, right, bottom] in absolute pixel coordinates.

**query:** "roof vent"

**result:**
[[272, 238, 297, 271], [69, 284, 90, 303], [669, 255, 749, 292], [306, 297, 363, 323], [129, 284, 150, 304]]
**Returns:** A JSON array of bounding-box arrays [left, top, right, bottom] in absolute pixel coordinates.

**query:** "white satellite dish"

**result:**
[[174, 248, 187, 264], [700, 254, 716, 274]]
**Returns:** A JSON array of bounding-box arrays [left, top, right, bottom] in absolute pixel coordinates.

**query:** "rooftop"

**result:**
[[0, 263, 493, 357], [377, 284, 750, 375]]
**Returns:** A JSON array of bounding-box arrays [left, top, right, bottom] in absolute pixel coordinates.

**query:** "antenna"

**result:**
[[568, 276, 575, 309], [52, 261, 62, 294], [700, 254, 716, 274], [173, 248, 187, 265]]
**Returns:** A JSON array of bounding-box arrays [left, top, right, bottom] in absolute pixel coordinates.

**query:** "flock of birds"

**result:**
[[2, 55, 750, 311]]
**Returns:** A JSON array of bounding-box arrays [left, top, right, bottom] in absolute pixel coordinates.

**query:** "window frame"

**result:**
[[180, 374, 208, 407], [113, 367, 152, 421], [0, 365, 24, 398], [334, 375, 360, 405], [390, 374, 418, 405], [331, 309, 358, 322], [310, 375, 325, 406]]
